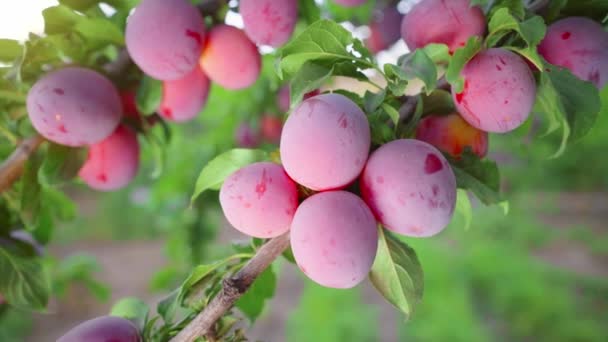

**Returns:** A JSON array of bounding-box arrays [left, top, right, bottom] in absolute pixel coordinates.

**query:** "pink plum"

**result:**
[[240, 0, 298, 47], [235, 123, 260, 148], [261, 114, 283, 144], [219, 162, 299, 238], [290, 191, 378, 289], [280, 93, 371, 191], [159, 66, 210, 122], [366, 6, 403, 53], [415, 113, 488, 158], [360, 139, 457, 237], [126, 0, 205, 80], [26, 67, 121, 147], [57, 316, 141, 342]]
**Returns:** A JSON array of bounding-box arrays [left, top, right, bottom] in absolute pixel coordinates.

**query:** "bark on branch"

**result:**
[[171, 232, 291, 342], [0, 134, 44, 194]]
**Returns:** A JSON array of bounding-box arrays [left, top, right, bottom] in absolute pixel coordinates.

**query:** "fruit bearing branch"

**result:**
[[171, 232, 291, 342], [0, 134, 44, 194]]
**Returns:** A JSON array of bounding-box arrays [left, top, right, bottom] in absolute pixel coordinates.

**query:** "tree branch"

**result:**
[[171, 232, 291, 342], [0, 134, 44, 194]]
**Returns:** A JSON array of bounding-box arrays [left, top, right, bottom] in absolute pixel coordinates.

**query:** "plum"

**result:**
[[538, 17, 608, 89], [235, 123, 260, 148], [280, 93, 370, 191], [290, 191, 378, 289], [415, 113, 488, 158], [360, 139, 456, 237], [79, 125, 140, 191], [401, 0, 486, 52], [159, 66, 210, 122], [219, 162, 299, 238], [240, 0, 298, 47], [57, 316, 141, 342], [261, 114, 283, 144], [200, 25, 261, 90], [366, 6, 403, 53], [26, 67, 121, 147], [126, 0, 205, 80], [451, 48, 536, 133]]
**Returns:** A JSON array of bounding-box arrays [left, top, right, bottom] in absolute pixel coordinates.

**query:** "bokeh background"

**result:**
[[1, 1, 607, 341]]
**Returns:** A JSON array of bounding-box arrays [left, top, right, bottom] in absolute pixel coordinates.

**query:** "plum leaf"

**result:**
[[110, 297, 149, 330], [38, 143, 87, 187], [236, 265, 277, 322], [446, 36, 482, 93], [369, 228, 424, 320], [0, 247, 50, 311], [448, 149, 502, 205]]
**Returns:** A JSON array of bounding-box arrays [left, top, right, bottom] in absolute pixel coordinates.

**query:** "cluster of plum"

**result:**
[[220, 92, 458, 289]]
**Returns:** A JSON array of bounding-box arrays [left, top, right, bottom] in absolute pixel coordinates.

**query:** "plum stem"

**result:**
[[170, 232, 291, 342], [0, 134, 45, 194]]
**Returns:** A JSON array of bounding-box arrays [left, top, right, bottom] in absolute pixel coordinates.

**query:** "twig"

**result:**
[[171, 232, 291, 342], [0, 134, 44, 193]]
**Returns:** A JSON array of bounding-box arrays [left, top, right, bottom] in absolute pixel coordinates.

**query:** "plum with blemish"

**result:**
[[538, 17, 608, 89], [219, 162, 299, 238], [280, 93, 371, 191], [334, 0, 368, 7], [26, 67, 121, 147], [360, 139, 456, 238], [415, 113, 488, 158], [240, 0, 298, 47], [451, 48, 536, 133], [366, 6, 402, 53], [261, 114, 283, 144], [57, 316, 141, 342], [126, 0, 205, 80], [200, 25, 261, 90], [79, 125, 140, 191], [159, 66, 210, 122], [290, 191, 378, 289], [401, 0, 486, 52]]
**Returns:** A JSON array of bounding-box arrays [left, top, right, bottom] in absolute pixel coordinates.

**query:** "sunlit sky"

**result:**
[[0, 0, 408, 65]]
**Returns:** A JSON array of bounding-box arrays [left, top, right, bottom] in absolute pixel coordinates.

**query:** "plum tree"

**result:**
[[366, 6, 402, 53], [235, 123, 260, 148], [57, 316, 141, 342], [261, 114, 283, 144], [200, 25, 261, 90], [276, 85, 320, 112], [415, 113, 488, 158], [538, 17, 608, 89], [401, 0, 486, 52], [360, 139, 457, 237], [219, 162, 299, 238], [159, 67, 210, 122], [26, 67, 122, 147], [290, 191, 378, 289], [240, 0, 298, 47], [334, 0, 368, 7], [280, 93, 371, 191], [125, 0, 205, 80], [451, 48, 536, 133], [79, 125, 140, 191]]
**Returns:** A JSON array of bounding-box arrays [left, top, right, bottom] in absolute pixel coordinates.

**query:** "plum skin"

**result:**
[[366, 6, 402, 53], [159, 66, 210, 122], [57, 316, 141, 342], [200, 25, 261, 90], [290, 191, 378, 289], [219, 162, 299, 238], [401, 0, 486, 52], [235, 123, 260, 148], [26, 67, 122, 147], [126, 0, 205, 80], [240, 0, 298, 47], [538, 17, 608, 89], [360, 139, 457, 238], [79, 125, 140, 191], [415, 113, 488, 158], [261, 114, 283, 144], [451, 48, 536, 133], [280, 93, 371, 191]]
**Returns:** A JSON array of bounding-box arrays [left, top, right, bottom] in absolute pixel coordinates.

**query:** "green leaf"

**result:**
[[136, 76, 163, 115], [446, 37, 482, 93], [488, 0, 526, 20], [290, 61, 334, 107], [369, 228, 424, 320], [363, 90, 386, 114], [191, 149, 268, 202], [42, 5, 83, 34], [421, 89, 455, 116], [110, 297, 149, 330], [75, 18, 125, 47], [38, 143, 87, 186], [449, 149, 502, 205], [156, 290, 179, 323], [20, 156, 43, 230], [298, 0, 321, 25], [455, 189, 473, 231], [277, 20, 373, 78], [59, 0, 102, 11], [0, 247, 50, 311], [380, 103, 400, 128], [401, 49, 438, 95], [0, 40, 23, 62], [236, 265, 277, 322], [177, 261, 227, 307]]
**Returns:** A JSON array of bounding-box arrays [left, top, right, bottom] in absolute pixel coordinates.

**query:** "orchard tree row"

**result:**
[[0, 0, 606, 341]]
